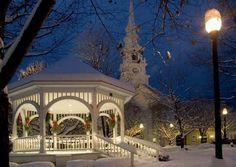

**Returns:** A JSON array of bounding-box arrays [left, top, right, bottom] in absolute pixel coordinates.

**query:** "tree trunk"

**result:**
[[0, 92, 10, 167], [0, 1, 55, 167], [199, 128, 207, 143]]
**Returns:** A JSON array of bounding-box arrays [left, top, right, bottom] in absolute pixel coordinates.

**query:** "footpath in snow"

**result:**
[[135, 144, 236, 167]]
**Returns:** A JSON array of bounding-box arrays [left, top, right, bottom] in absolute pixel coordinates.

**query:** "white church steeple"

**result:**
[[120, 0, 149, 88]]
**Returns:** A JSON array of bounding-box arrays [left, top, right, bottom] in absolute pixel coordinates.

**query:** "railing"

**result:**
[[95, 135, 135, 167], [12, 135, 92, 152], [46, 135, 92, 151], [124, 136, 162, 157], [12, 135, 40, 152]]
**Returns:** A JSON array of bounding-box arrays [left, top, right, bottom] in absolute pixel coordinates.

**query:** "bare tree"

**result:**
[[188, 99, 215, 143], [74, 26, 119, 77], [0, 1, 55, 167]]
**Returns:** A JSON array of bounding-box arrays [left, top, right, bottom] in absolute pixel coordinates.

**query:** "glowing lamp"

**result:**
[[139, 123, 144, 129], [205, 9, 222, 33], [222, 108, 228, 115]]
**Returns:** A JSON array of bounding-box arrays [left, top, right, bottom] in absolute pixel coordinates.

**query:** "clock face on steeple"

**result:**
[[132, 67, 140, 73], [132, 54, 138, 61]]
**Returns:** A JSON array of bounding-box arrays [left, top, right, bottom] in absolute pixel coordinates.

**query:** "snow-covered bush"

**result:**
[[66, 159, 94, 167], [19, 161, 55, 167], [158, 154, 170, 161], [10, 162, 19, 167], [94, 157, 130, 167]]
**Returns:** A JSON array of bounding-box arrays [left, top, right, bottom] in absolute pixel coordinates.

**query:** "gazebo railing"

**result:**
[[46, 135, 92, 151], [12, 135, 40, 152], [124, 136, 162, 157], [12, 135, 92, 152], [95, 135, 135, 167]]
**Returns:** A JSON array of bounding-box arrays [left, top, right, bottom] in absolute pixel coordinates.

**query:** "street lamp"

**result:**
[[222, 108, 228, 142], [139, 123, 144, 129], [205, 8, 223, 159]]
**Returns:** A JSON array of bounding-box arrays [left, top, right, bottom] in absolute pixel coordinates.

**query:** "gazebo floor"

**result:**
[[10, 150, 102, 167]]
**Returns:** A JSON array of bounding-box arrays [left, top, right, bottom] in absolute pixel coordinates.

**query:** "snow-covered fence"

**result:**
[[124, 136, 162, 157], [46, 135, 92, 151], [95, 135, 135, 167], [12, 136, 40, 152]]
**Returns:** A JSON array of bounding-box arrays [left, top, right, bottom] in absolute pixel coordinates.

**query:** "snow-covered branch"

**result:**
[[0, 0, 55, 90]]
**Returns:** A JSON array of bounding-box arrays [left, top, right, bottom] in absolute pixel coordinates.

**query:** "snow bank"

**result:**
[[10, 162, 19, 167], [19, 161, 55, 167], [94, 157, 130, 167], [135, 146, 236, 167], [66, 159, 94, 167], [196, 143, 214, 150]]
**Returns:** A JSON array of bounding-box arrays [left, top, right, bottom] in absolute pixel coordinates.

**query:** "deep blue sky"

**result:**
[[17, 0, 236, 108]]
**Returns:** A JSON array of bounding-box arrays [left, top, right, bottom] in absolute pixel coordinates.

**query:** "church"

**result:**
[[120, 0, 170, 143]]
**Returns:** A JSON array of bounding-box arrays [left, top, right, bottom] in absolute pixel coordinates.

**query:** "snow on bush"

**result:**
[[10, 162, 19, 167], [66, 159, 94, 167], [94, 157, 130, 167], [19, 161, 55, 167]]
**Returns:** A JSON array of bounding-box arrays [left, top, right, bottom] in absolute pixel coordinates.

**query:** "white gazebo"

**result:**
[[9, 56, 134, 153]]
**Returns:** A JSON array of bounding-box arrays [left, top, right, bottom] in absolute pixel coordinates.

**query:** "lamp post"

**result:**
[[205, 8, 222, 159], [169, 123, 174, 145], [139, 123, 144, 129], [222, 108, 228, 142]]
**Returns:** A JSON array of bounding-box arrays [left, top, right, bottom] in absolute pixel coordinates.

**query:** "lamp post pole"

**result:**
[[223, 115, 227, 141], [205, 8, 223, 159], [210, 31, 223, 159], [222, 108, 228, 142]]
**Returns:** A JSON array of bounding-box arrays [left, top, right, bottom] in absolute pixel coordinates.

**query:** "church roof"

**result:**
[[9, 56, 135, 93]]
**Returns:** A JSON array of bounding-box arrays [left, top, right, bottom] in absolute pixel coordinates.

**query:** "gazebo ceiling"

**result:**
[[9, 55, 135, 94], [48, 99, 90, 114], [18, 103, 37, 113]]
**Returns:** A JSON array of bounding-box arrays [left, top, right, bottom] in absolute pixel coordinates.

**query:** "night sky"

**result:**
[[16, 0, 236, 108]]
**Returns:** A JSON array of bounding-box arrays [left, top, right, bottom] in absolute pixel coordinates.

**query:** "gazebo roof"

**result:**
[[9, 56, 135, 93]]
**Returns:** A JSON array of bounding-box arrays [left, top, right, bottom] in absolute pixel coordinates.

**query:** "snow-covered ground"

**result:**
[[135, 144, 236, 167]]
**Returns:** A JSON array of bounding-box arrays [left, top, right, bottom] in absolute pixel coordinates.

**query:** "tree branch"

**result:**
[[0, 0, 56, 90]]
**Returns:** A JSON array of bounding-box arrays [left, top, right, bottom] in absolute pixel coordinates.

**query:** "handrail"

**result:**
[[12, 135, 40, 152], [12, 135, 92, 152], [124, 136, 163, 157], [95, 135, 135, 167], [46, 135, 92, 151]]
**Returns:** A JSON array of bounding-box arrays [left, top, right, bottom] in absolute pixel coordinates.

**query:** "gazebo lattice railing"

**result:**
[[12, 135, 92, 152]]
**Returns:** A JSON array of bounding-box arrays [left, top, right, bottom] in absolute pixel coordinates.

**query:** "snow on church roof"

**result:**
[[9, 56, 135, 93]]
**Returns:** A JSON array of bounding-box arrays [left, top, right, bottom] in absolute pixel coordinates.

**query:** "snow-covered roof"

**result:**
[[8, 56, 135, 93]]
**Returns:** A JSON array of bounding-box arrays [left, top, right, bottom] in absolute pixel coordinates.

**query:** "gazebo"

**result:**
[[9, 56, 134, 153]]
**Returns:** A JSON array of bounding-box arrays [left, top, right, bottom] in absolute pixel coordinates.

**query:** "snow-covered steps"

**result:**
[[124, 136, 164, 158]]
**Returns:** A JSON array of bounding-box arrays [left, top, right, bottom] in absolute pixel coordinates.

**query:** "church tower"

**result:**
[[120, 0, 149, 88]]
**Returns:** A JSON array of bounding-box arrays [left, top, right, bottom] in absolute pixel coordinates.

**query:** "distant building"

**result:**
[[120, 0, 169, 142]]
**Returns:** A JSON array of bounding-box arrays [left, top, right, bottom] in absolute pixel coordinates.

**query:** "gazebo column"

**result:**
[[120, 106, 125, 142], [12, 112, 18, 139], [92, 109, 98, 149], [91, 90, 98, 149], [113, 112, 118, 143], [39, 110, 46, 153], [24, 130, 28, 137], [53, 113, 57, 150], [21, 113, 28, 137], [39, 92, 46, 153]]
